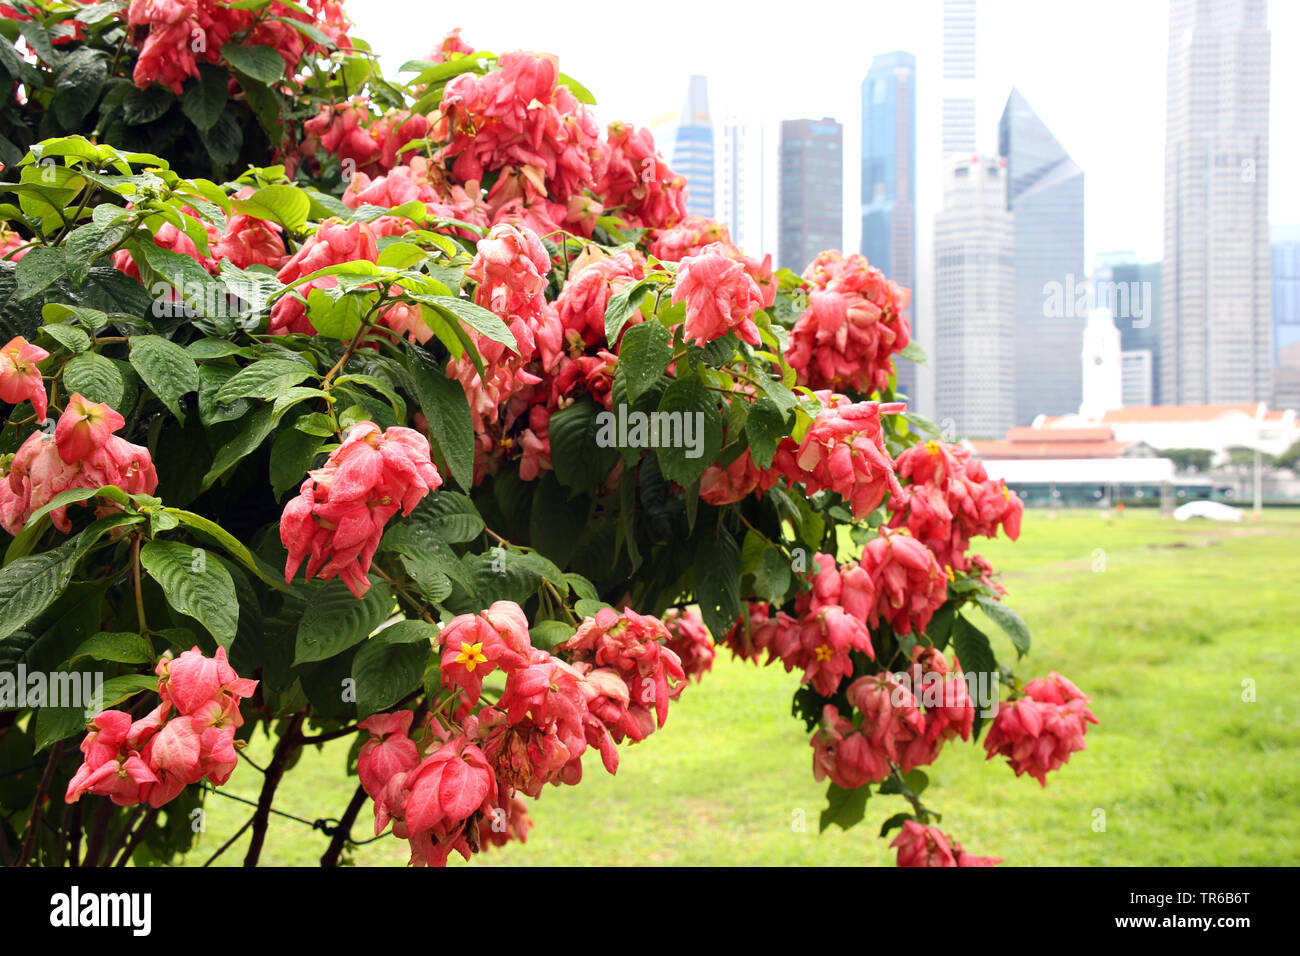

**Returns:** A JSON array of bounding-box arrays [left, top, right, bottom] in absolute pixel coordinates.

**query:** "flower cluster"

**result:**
[[891, 820, 1001, 867], [66, 647, 257, 808], [281, 421, 442, 598], [786, 251, 912, 396], [889, 440, 1024, 584], [670, 242, 765, 347], [357, 601, 686, 865], [434, 51, 604, 206], [127, 0, 350, 95], [661, 607, 715, 683], [984, 671, 1098, 786], [0, 336, 48, 423], [771, 392, 905, 520], [0, 394, 157, 535]]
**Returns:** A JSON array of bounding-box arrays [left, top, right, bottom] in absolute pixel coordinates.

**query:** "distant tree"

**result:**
[[1162, 448, 1213, 472], [1226, 446, 1276, 467], [1276, 439, 1300, 471]]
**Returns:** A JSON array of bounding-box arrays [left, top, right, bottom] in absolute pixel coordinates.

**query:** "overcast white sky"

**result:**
[[349, 0, 1299, 267]]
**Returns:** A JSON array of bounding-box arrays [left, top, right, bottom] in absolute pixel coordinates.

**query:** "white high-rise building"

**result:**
[[941, 0, 977, 158], [934, 155, 1015, 439], [1162, 0, 1272, 403], [717, 118, 767, 258], [1080, 307, 1123, 420]]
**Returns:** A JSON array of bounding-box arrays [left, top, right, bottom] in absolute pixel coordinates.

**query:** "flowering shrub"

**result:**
[[0, 3, 1093, 867]]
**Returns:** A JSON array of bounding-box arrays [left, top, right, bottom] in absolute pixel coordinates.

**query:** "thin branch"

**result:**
[[203, 814, 254, 868], [15, 742, 63, 867], [319, 784, 369, 867], [242, 710, 306, 867]]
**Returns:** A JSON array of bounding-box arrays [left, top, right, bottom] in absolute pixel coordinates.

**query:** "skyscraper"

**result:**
[[778, 118, 842, 274], [1095, 253, 1162, 405], [1162, 0, 1272, 404], [671, 75, 715, 218], [934, 155, 1015, 439], [999, 87, 1086, 425], [1272, 225, 1300, 411], [941, 0, 977, 157], [718, 118, 766, 257], [861, 51, 917, 401]]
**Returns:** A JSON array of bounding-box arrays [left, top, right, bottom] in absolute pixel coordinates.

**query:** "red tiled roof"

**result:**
[[970, 440, 1135, 459], [1100, 404, 1262, 423], [1006, 426, 1114, 443]]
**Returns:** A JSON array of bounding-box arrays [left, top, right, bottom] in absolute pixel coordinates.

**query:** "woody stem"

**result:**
[[242, 710, 306, 867]]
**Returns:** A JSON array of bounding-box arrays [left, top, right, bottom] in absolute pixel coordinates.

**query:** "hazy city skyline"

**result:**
[[355, 0, 1300, 269]]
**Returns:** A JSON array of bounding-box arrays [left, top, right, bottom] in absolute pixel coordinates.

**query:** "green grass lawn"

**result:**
[[194, 508, 1300, 866]]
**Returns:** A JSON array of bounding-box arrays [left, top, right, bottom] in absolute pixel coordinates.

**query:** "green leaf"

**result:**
[[69, 631, 153, 666], [269, 428, 323, 499], [130, 335, 199, 422], [654, 374, 723, 488], [404, 491, 483, 544], [0, 542, 81, 641], [52, 48, 107, 130], [181, 64, 228, 133], [215, 359, 314, 402], [97, 674, 158, 709], [202, 404, 275, 487], [219, 43, 286, 85], [423, 295, 518, 354], [294, 576, 393, 664], [820, 783, 869, 833], [140, 541, 238, 646], [230, 184, 311, 232], [548, 397, 619, 495], [617, 320, 671, 403], [604, 278, 652, 346], [163, 508, 296, 593], [529, 619, 575, 651], [898, 340, 928, 365], [975, 595, 1031, 658], [745, 397, 789, 469], [34, 702, 90, 753], [38, 321, 92, 353], [352, 620, 436, 719], [63, 219, 132, 284], [951, 614, 998, 679], [14, 246, 66, 301], [407, 352, 473, 491], [696, 528, 741, 639]]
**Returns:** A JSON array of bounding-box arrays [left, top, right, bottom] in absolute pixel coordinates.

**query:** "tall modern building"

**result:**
[[1162, 0, 1272, 404], [941, 0, 977, 157], [999, 87, 1085, 424], [718, 118, 767, 257], [778, 118, 843, 273], [1273, 226, 1300, 411], [861, 52, 917, 401], [934, 155, 1016, 439], [1095, 253, 1162, 405], [671, 75, 715, 218]]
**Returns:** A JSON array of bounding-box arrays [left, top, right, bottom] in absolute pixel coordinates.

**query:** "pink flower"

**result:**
[[212, 187, 287, 270], [65, 710, 159, 807], [891, 820, 1000, 867], [670, 242, 764, 347], [811, 705, 887, 790], [280, 422, 442, 597], [786, 250, 912, 396], [559, 607, 685, 742], [661, 607, 715, 682], [0, 336, 49, 422], [1, 396, 157, 535], [596, 121, 687, 231], [466, 222, 552, 365], [772, 392, 904, 520], [438, 601, 535, 706], [556, 248, 647, 347], [984, 671, 1098, 786], [155, 645, 257, 718], [270, 218, 380, 336], [357, 710, 420, 800], [857, 527, 947, 636], [428, 28, 474, 64], [647, 215, 730, 262]]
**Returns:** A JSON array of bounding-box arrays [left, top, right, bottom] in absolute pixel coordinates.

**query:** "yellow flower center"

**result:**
[[814, 644, 834, 662], [926, 440, 942, 455], [945, 565, 955, 582], [454, 641, 487, 672]]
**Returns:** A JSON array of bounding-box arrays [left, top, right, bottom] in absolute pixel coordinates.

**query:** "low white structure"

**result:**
[[1036, 404, 1299, 462]]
